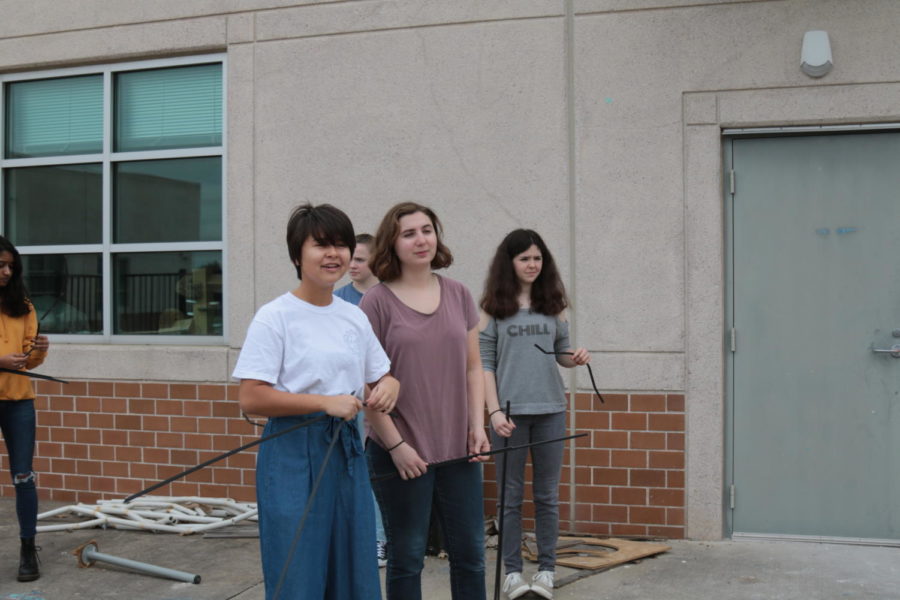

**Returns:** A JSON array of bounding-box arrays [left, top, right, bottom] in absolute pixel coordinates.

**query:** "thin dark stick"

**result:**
[[124, 414, 329, 503], [37, 287, 65, 323], [493, 401, 511, 600], [272, 419, 344, 600], [243, 412, 266, 428], [0, 366, 68, 384], [371, 433, 587, 482], [533, 344, 604, 403]]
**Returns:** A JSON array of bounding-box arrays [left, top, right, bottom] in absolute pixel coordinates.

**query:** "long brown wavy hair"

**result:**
[[480, 229, 567, 320], [369, 202, 453, 282]]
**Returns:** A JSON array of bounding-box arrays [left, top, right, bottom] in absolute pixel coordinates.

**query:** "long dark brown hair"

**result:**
[[0, 236, 31, 318], [369, 202, 453, 282], [480, 229, 567, 320]]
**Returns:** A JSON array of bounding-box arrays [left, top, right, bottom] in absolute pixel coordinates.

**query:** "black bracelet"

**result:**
[[387, 439, 405, 452], [489, 409, 503, 418]]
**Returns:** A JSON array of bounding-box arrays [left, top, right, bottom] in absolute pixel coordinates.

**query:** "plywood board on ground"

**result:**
[[524, 536, 670, 570]]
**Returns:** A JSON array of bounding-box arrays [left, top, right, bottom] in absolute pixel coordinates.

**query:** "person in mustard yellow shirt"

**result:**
[[0, 236, 49, 582]]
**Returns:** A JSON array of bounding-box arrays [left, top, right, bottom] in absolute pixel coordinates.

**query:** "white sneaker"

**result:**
[[531, 570, 554, 599], [502, 572, 529, 599], [376, 540, 387, 568]]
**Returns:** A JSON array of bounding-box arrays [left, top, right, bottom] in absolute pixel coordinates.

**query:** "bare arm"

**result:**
[[238, 379, 361, 420], [466, 326, 490, 460], [365, 373, 400, 413]]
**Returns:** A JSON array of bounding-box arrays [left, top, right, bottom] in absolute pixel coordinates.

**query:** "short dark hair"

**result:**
[[0, 236, 30, 318], [480, 229, 568, 319], [355, 233, 374, 247], [370, 202, 452, 282], [286, 204, 356, 280]]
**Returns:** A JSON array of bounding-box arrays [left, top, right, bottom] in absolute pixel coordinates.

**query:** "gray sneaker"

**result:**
[[502, 572, 529, 599], [531, 570, 554, 599]]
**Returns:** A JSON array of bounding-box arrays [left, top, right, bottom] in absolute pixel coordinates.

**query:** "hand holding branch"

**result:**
[[489, 410, 515, 438]]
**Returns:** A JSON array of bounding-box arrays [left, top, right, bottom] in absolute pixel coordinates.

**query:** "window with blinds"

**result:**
[[5, 75, 103, 158], [1, 56, 225, 341], [115, 63, 222, 152]]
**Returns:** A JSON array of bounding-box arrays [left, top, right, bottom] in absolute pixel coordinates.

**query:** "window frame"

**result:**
[[0, 53, 227, 345]]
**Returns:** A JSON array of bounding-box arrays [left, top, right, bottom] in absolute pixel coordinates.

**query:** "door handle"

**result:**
[[872, 343, 900, 358]]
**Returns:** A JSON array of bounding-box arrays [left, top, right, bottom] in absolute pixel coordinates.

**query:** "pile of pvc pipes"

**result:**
[[36, 496, 258, 535]]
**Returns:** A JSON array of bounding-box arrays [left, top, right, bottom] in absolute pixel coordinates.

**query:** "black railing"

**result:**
[[30, 273, 102, 334], [119, 272, 182, 334]]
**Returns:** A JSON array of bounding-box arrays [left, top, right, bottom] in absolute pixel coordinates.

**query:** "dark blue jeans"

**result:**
[[0, 399, 37, 538], [368, 442, 486, 600]]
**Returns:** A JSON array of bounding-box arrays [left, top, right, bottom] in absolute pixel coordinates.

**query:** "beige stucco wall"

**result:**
[[3, 0, 899, 538]]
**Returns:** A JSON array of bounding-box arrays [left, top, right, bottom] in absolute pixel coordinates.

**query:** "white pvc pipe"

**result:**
[[37, 497, 259, 535]]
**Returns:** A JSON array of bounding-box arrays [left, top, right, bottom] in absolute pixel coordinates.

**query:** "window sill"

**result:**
[[37, 343, 237, 383]]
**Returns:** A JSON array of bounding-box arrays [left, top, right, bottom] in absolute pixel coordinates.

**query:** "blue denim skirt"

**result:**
[[256, 413, 381, 600]]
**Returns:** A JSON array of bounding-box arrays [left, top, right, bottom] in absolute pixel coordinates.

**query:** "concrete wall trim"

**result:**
[[0, 17, 227, 72], [575, 0, 783, 15], [255, 0, 564, 42], [39, 345, 240, 383]]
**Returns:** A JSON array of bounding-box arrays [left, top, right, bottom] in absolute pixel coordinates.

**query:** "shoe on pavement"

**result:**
[[531, 570, 555, 599], [502, 571, 529, 599]]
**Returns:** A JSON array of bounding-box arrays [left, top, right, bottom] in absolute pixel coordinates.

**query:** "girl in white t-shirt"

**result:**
[[232, 203, 399, 600]]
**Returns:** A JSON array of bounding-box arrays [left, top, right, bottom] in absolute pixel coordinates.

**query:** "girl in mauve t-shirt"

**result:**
[[360, 202, 489, 600]]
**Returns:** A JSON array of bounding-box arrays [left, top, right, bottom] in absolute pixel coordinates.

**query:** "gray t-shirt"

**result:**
[[360, 275, 479, 463], [480, 309, 570, 415]]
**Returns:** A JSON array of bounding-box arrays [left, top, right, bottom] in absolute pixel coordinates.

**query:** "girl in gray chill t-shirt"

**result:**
[[479, 229, 591, 600]]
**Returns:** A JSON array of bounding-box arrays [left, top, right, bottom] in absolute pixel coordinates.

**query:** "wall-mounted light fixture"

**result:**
[[801, 30, 833, 78]]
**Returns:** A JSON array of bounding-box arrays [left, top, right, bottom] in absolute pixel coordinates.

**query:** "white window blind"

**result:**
[[115, 63, 222, 152], [5, 75, 103, 158]]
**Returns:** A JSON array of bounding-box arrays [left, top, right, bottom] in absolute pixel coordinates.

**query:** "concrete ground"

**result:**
[[0, 499, 898, 599]]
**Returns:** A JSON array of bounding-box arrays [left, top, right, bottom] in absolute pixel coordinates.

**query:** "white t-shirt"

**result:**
[[232, 292, 390, 399]]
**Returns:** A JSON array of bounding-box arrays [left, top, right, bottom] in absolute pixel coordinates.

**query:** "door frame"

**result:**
[[679, 81, 900, 541]]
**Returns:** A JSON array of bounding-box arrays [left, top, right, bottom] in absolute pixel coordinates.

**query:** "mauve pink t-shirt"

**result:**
[[360, 275, 478, 463]]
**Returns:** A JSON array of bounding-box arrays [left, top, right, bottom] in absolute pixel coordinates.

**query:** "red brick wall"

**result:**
[[0, 382, 685, 540], [0, 380, 257, 504], [483, 392, 685, 539]]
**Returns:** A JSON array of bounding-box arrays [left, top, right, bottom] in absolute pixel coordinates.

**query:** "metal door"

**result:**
[[727, 132, 900, 542]]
